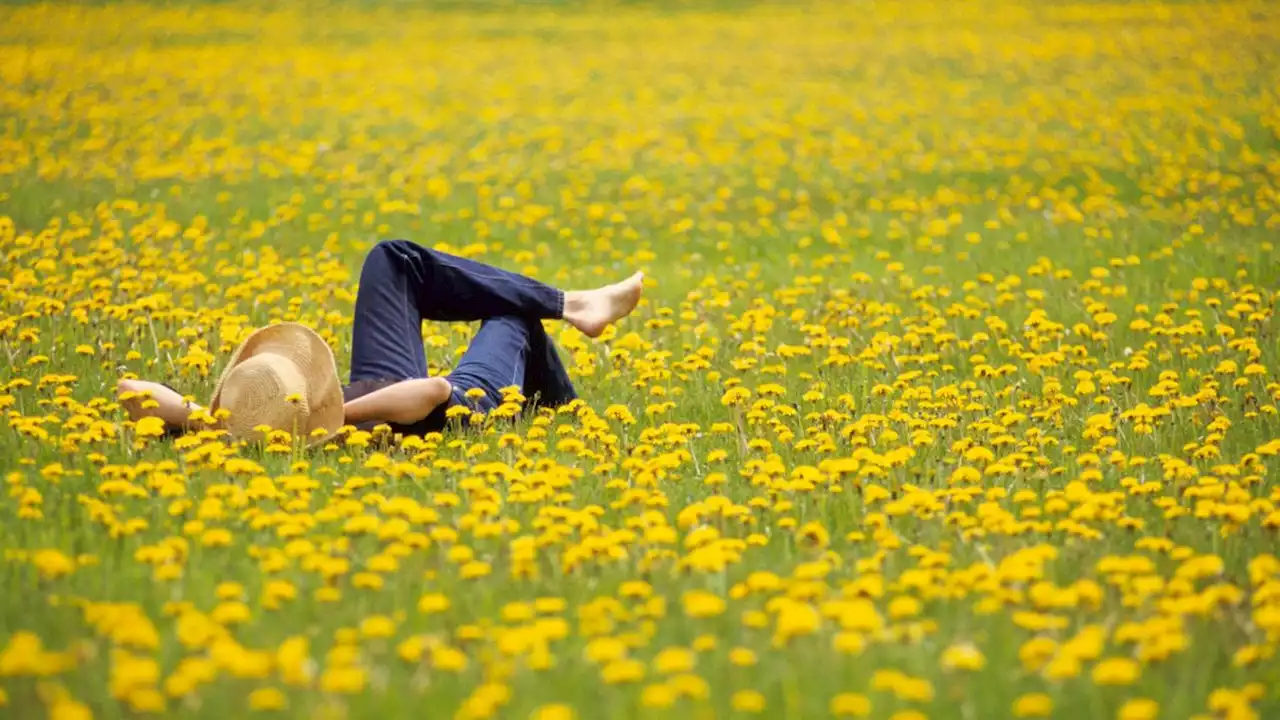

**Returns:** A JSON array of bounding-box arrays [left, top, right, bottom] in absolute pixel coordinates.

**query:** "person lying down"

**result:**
[[117, 239, 643, 442]]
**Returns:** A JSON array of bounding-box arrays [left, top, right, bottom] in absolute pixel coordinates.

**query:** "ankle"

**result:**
[[562, 291, 588, 320]]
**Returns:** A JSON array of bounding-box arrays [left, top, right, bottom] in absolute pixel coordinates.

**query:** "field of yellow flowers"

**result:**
[[2, 0, 1279, 718]]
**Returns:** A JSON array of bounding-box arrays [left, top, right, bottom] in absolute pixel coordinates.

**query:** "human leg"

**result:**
[[350, 239, 568, 383], [368, 239, 564, 323], [522, 322, 577, 408], [448, 316, 577, 412], [349, 237, 642, 386], [348, 240, 431, 383]]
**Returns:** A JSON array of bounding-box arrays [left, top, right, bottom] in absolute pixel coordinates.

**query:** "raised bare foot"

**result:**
[[563, 272, 644, 338]]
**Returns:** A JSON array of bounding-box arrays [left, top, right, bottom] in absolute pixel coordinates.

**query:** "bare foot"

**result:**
[[563, 272, 644, 338]]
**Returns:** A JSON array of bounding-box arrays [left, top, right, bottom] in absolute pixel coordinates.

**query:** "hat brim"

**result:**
[[209, 323, 345, 443]]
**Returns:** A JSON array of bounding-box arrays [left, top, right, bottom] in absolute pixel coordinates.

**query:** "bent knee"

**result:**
[[369, 239, 423, 261], [363, 239, 407, 268]]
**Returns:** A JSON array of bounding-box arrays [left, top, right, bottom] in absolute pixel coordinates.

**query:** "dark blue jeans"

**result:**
[[348, 239, 577, 434]]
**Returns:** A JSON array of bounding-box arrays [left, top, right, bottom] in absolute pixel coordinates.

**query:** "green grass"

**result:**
[[1, 1, 1279, 719]]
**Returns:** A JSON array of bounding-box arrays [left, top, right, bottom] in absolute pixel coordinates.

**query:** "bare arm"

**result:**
[[117, 379, 203, 429], [343, 377, 452, 426]]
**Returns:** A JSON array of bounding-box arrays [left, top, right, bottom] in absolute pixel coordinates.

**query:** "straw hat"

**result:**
[[209, 323, 344, 443]]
